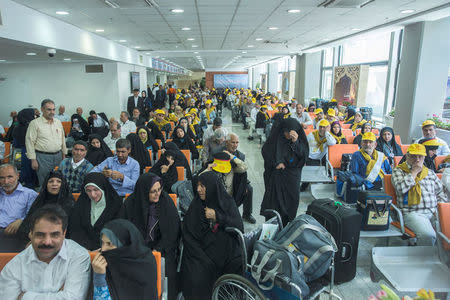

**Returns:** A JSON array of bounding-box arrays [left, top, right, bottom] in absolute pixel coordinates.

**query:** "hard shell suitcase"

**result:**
[[306, 198, 362, 283]]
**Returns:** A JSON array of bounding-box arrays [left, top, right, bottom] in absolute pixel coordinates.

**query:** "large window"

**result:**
[[341, 33, 390, 65], [322, 69, 333, 99], [365, 66, 388, 118]]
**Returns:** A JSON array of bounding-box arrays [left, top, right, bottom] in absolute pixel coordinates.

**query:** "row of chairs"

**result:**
[[0, 250, 166, 300]]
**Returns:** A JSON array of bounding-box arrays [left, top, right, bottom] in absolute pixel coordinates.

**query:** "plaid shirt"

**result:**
[[391, 164, 447, 214]]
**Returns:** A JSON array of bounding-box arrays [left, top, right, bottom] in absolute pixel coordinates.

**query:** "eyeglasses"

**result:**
[[149, 187, 162, 194]]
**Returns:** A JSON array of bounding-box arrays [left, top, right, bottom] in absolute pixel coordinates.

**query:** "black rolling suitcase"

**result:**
[[306, 199, 362, 283]]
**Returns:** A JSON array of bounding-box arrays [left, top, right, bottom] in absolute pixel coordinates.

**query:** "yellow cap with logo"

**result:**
[[422, 120, 435, 128], [318, 119, 330, 127], [362, 132, 376, 141], [407, 144, 426, 156]]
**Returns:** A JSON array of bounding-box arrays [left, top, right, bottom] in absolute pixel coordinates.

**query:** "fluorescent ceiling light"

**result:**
[[171, 9, 184, 13], [104, 0, 120, 9], [26, 52, 37, 56], [287, 9, 301, 13], [242, 51, 247, 54], [56, 11, 69, 15], [95, 29, 105, 32], [145, 52, 151, 55], [118, 40, 127, 43], [247, 45, 254, 48], [400, 9, 415, 14], [194, 51, 199, 54], [0, 60, 6, 62], [268, 27, 279, 30], [351, 28, 360, 31], [181, 27, 191, 31], [192, 45, 198, 48], [255, 38, 263, 41], [134, 46, 141, 49], [187, 38, 195, 41]]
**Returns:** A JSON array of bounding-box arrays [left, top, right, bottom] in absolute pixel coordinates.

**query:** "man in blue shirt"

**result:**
[[0, 164, 38, 251], [350, 132, 392, 190], [91, 139, 139, 197]]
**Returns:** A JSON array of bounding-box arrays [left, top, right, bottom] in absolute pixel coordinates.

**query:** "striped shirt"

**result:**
[[391, 163, 447, 214]]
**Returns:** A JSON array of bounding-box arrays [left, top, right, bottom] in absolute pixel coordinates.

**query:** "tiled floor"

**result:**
[[218, 109, 424, 300]]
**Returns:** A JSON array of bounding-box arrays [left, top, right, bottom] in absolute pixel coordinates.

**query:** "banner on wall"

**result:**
[[214, 74, 248, 89], [261, 74, 267, 92], [281, 72, 289, 100]]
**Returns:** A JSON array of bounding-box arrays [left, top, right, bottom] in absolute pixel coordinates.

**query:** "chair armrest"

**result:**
[[438, 231, 450, 245], [390, 203, 405, 234]]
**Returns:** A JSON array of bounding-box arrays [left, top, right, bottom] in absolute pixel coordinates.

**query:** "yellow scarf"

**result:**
[[359, 149, 385, 179], [351, 119, 367, 132], [153, 119, 169, 131], [205, 107, 215, 121], [138, 128, 148, 144], [312, 131, 327, 152], [260, 110, 269, 120], [167, 113, 178, 123], [344, 115, 354, 123], [331, 132, 344, 144], [189, 124, 196, 135], [397, 162, 428, 206], [284, 112, 291, 119]]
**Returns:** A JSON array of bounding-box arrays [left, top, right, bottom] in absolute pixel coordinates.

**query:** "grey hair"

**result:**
[[41, 99, 55, 108], [213, 128, 226, 140], [121, 111, 130, 119], [226, 132, 238, 141], [111, 121, 121, 129], [0, 163, 18, 174]]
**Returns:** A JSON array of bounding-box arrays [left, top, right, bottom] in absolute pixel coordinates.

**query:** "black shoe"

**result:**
[[247, 136, 254, 140], [243, 214, 256, 224]]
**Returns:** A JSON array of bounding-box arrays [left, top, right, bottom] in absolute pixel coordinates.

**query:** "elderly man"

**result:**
[[419, 120, 450, 155], [119, 111, 137, 137], [147, 109, 171, 140], [76, 107, 85, 120], [103, 121, 124, 150], [131, 108, 146, 127], [127, 88, 144, 117], [350, 132, 392, 190], [0, 205, 91, 299], [292, 104, 313, 129], [55, 105, 70, 122], [201, 128, 227, 166], [203, 117, 228, 143], [0, 164, 38, 251], [26, 99, 67, 187], [58, 141, 93, 193], [306, 119, 336, 165], [88, 110, 109, 138], [91, 138, 139, 197], [392, 144, 447, 246], [312, 108, 325, 129]]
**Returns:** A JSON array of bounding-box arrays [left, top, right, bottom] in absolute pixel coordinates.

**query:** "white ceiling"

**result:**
[[8, 0, 450, 70]]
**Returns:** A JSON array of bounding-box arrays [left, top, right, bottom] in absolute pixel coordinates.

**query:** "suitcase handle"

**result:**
[[341, 242, 353, 262]]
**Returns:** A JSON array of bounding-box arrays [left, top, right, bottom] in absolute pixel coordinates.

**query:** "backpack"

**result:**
[[274, 214, 337, 282], [171, 180, 194, 215]]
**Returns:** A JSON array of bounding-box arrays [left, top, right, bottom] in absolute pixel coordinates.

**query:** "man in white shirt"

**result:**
[[119, 111, 136, 136], [292, 104, 313, 129], [419, 120, 450, 156], [0, 204, 91, 299], [306, 119, 336, 164], [103, 121, 124, 150], [248, 104, 260, 140], [54, 105, 70, 122], [288, 99, 297, 113]]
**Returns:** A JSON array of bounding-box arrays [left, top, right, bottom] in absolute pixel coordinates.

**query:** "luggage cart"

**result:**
[[211, 210, 342, 300]]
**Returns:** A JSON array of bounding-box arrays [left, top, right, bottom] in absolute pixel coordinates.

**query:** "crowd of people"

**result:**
[[0, 85, 449, 299]]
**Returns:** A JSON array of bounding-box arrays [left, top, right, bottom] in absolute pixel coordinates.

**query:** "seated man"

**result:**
[[91, 138, 139, 197], [119, 111, 137, 136], [103, 121, 124, 150], [306, 119, 336, 165], [201, 128, 226, 166], [247, 104, 260, 140], [0, 204, 91, 299], [392, 144, 447, 246], [350, 132, 392, 190], [131, 108, 146, 127], [58, 140, 94, 193], [292, 103, 313, 129], [148, 109, 171, 139], [419, 120, 450, 155], [203, 117, 228, 144], [200, 99, 216, 129], [312, 108, 324, 129], [0, 164, 38, 252], [255, 105, 270, 142]]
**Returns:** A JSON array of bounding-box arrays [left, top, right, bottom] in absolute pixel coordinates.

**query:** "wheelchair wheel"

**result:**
[[212, 274, 267, 300]]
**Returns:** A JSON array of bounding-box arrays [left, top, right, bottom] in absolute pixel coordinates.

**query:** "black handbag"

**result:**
[[357, 190, 392, 231]]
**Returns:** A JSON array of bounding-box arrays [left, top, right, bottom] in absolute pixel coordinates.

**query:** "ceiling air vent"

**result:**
[[85, 64, 104, 73], [317, 0, 375, 8]]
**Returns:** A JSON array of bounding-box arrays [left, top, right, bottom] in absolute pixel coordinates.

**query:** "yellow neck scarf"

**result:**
[[397, 162, 428, 206], [206, 107, 215, 121], [344, 115, 354, 123], [331, 132, 344, 144], [351, 120, 367, 132], [189, 124, 196, 135], [359, 149, 385, 179], [154, 119, 169, 131], [312, 130, 327, 152], [260, 110, 269, 120]]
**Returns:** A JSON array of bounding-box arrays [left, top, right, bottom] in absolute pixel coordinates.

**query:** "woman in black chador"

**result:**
[[181, 171, 243, 300], [261, 118, 309, 225]]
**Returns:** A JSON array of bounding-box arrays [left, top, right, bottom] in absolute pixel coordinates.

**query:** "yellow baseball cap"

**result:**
[[407, 144, 426, 156], [155, 109, 165, 115], [276, 103, 284, 108], [261, 105, 268, 109], [252, 97, 256, 103], [205, 99, 213, 104], [189, 108, 198, 113], [314, 108, 323, 114], [327, 108, 336, 116], [318, 119, 330, 127], [236, 91, 240, 95], [421, 138, 443, 147], [362, 132, 376, 141], [331, 99, 337, 103], [422, 120, 435, 128], [212, 152, 232, 174], [184, 113, 192, 117]]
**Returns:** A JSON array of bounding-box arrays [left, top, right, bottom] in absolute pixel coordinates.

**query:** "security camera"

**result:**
[[47, 49, 56, 57]]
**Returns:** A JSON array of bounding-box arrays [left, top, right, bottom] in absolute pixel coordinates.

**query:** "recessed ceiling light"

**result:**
[[247, 45, 254, 48], [242, 51, 247, 54], [194, 51, 199, 54], [63, 58, 71, 61], [400, 9, 415, 14], [322, 38, 330, 41], [351, 28, 360, 31], [268, 27, 279, 30], [171, 9, 184, 13], [287, 9, 301, 13], [192, 45, 198, 48], [187, 38, 195, 41], [134, 46, 141, 49], [145, 52, 151, 55], [0, 59, 6, 62], [181, 27, 191, 31], [255, 38, 263, 41], [118, 40, 127, 42], [26, 52, 37, 56], [95, 29, 105, 32], [56, 11, 69, 15]]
